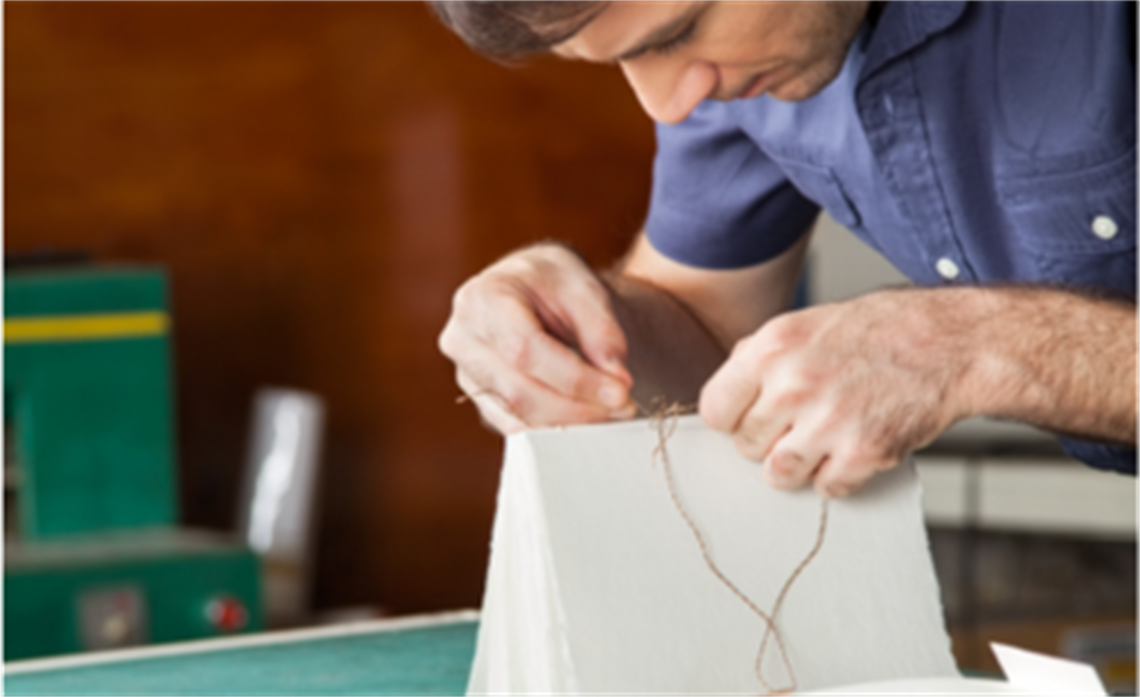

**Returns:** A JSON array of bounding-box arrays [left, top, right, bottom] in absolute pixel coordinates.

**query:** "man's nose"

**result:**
[[620, 59, 718, 125]]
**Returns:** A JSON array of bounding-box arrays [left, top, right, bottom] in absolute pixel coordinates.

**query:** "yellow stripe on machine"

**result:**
[[4, 312, 169, 343]]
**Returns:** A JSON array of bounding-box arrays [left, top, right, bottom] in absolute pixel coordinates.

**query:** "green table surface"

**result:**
[[5, 611, 479, 696]]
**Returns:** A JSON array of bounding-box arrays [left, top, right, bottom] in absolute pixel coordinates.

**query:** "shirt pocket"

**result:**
[[767, 155, 862, 230], [996, 146, 1136, 292]]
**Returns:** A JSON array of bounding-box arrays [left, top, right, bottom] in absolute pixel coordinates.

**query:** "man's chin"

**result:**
[[723, 74, 827, 104], [766, 81, 819, 103], [768, 61, 847, 102]]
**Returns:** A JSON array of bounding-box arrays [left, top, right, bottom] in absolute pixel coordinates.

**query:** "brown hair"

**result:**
[[429, 2, 604, 60]]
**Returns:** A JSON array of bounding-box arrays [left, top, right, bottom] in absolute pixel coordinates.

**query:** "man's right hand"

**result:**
[[438, 243, 638, 434]]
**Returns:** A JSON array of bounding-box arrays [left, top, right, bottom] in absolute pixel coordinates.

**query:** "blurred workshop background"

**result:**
[[4, 1, 1134, 690], [6, 0, 650, 624]]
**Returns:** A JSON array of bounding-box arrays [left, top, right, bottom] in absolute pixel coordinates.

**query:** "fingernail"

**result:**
[[764, 465, 790, 489], [612, 402, 638, 419], [599, 382, 627, 408], [819, 483, 845, 500], [601, 357, 631, 384]]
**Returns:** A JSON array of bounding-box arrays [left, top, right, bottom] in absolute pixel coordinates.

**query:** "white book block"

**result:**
[[468, 416, 959, 694]]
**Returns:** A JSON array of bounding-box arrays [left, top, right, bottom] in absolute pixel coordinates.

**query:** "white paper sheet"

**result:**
[[469, 416, 959, 694], [992, 642, 1108, 695]]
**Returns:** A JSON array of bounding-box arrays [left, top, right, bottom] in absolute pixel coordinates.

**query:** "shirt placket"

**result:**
[[857, 61, 976, 286]]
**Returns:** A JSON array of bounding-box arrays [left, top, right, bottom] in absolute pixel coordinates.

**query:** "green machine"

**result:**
[[4, 266, 262, 661]]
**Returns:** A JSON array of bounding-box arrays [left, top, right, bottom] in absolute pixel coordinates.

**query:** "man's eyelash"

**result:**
[[655, 22, 697, 55]]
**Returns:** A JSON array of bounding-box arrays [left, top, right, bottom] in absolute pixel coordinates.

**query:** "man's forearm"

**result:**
[[603, 272, 1137, 445], [956, 285, 1137, 444], [601, 230, 810, 409], [602, 272, 727, 408]]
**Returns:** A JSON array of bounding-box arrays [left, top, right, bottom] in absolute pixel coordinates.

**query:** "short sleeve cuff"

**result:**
[[646, 182, 820, 270], [1058, 437, 1138, 475]]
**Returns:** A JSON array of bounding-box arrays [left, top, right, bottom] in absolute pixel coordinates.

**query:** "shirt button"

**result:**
[[935, 257, 960, 281], [1091, 215, 1118, 240]]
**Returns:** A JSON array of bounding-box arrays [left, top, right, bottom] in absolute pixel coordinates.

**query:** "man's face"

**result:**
[[553, 2, 870, 124]]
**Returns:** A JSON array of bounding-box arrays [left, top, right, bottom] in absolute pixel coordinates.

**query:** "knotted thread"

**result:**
[[638, 398, 829, 696]]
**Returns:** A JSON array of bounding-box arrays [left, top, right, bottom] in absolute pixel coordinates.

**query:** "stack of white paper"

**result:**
[[469, 416, 960, 694]]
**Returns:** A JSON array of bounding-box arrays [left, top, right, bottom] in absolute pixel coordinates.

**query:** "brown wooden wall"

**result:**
[[5, 1, 655, 614]]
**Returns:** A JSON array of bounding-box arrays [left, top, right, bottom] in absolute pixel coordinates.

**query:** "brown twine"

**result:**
[[637, 397, 829, 696]]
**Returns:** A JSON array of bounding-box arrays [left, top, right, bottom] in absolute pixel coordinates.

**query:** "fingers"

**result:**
[[812, 447, 899, 499], [485, 291, 630, 409], [456, 338, 632, 428], [532, 264, 634, 389], [733, 415, 883, 499], [724, 405, 903, 499], [759, 425, 827, 491], [698, 319, 901, 499], [730, 397, 828, 491], [456, 370, 529, 435], [440, 244, 638, 434], [698, 346, 762, 433]]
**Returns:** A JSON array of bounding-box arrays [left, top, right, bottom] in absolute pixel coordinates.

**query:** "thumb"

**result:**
[[571, 289, 633, 390]]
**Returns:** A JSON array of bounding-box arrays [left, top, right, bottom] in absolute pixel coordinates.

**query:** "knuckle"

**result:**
[[698, 396, 730, 431], [511, 256, 544, 281], [437, 326, 455, 357], [482, 406, 522, 436], [767, 449, 804, 478], [506, 245, 577, 282], [482, 274, 528, 302], [437, 321, 464, 359], [846, 437, 890, 468], [759, 375, 814, 415], [584, 277, 611, 305], [760, 313, 795, 345], [495, 419, 525, 436], [820, 478, 856, 499], [490, 250, 531, 274], [577, 405, 614, 424], [500, 333, 535, 370], [539, 242, 584, 267], [818, 448, 886, 498], [729, 335, 750, 358], [815, 465, 858, 499], [766, 387, 807, 413], [875, 457, 902, 473], [757, 312, 809, 354], [566, 369, 596, 400], [497, 384, 528, 416], [593, 317, 626, 348], [450, 276, 485, 313], [733, 433, 768, 462]]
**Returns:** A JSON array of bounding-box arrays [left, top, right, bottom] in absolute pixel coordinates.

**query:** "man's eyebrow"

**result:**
[[613, 6, 704, 63]]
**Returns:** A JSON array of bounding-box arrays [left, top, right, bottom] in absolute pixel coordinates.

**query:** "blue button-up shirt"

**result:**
[[645, 2, 1136, 473]]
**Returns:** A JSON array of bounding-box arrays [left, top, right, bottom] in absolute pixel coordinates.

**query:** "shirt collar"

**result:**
[[859, 1, 968, 82]]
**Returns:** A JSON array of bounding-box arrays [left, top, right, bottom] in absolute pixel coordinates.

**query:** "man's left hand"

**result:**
[[699, 289, 972, 498]]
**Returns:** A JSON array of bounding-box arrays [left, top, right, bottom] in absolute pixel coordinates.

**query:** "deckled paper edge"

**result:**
[[467, 434, 580, 695], [992, 642, 1107, 695], [512, 432, 581, 693], [907, 457, 962, 679]]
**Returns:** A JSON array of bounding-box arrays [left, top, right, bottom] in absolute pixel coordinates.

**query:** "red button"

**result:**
[[205, 595, 249, 632]]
